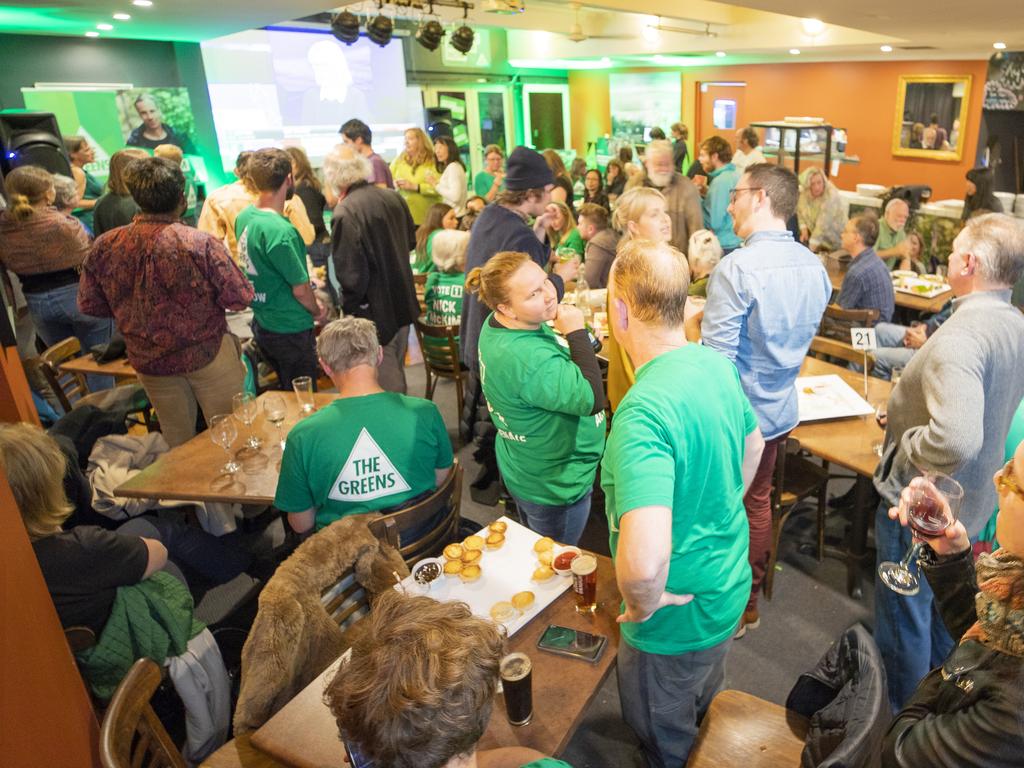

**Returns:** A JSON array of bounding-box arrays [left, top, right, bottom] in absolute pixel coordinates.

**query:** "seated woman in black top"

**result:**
[[881, 439, 1024, 767], [0, 422, 251, 635]]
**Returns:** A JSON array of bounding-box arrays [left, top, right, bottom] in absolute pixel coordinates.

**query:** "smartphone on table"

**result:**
[[536, 624, 607, 663]]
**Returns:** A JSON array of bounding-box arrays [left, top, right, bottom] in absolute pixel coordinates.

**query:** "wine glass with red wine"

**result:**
[[878, 470, 964, 595]]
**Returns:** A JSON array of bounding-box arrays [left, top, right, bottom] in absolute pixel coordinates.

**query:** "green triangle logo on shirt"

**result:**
[[239, 227, 258, 276], [328, 427, 412, 502]]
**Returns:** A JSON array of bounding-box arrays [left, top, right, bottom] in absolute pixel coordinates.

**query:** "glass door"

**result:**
[[423, 85, 514, 180], [522, 84, 571, 150]]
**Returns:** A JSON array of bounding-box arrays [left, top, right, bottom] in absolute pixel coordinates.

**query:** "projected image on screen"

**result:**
[[201, 29, 422, 172]]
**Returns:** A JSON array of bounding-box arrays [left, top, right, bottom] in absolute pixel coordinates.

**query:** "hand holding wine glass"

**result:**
[[887, 478, 971, 557]]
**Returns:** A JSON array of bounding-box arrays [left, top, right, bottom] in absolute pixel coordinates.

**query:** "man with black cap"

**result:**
[[460, 146, 580, 500]]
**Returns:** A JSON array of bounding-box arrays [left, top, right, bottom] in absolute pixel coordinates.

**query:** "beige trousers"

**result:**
[[138, 334, 246, 448]]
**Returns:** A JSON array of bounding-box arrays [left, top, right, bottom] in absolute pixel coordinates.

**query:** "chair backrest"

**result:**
[[819, 303, 880, 344], [785, 623, 889, 768], [415, 317, 461, 379], [368, 461, 462, 566], [320, 565, 369, 630], [100, 658, 187, 768], [808, 335, 876, 373], [413, 272, 429, 314], [64, 626, 97, 653], [770, 436, 801, 510], [38, 337, 89, 411]]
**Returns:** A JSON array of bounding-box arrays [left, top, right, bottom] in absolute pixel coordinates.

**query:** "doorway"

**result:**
[[522, 84, 571, 150]]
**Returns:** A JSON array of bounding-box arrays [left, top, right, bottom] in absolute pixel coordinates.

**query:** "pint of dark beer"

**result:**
[[571, 554, 598, 614], [499, 652, 533, 726]]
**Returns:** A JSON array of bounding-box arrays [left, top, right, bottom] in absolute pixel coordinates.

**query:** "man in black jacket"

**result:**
[[324, 144, 419, 394]]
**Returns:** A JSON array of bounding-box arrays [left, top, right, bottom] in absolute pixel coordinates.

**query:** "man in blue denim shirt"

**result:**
[[702, 163, 832, 636]]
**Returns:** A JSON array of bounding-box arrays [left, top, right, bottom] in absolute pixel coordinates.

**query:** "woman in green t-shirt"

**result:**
[[467, 251, 606, 545], [413, 202, 458, 274], [545, 201, 584, 259]]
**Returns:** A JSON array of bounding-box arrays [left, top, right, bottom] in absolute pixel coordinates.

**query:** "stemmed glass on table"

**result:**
[[209, 414, 240, 475], [232, 392, 262, 455], [877, 470, 965, 595], [264, 394, 288, 451]]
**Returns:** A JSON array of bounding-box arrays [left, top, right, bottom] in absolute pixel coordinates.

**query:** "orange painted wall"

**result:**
[[569, 59, 989, 200]]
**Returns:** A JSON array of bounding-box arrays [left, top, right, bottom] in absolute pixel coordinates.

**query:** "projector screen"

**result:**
[[200, 29, 423, 173]]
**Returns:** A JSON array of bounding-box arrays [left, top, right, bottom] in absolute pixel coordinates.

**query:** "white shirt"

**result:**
[[436, 162, 468, 215], [733, 147, 766, 171]]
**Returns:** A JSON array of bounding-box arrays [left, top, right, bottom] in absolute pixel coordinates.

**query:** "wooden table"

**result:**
[[58, 355, 138, 382], [115, 391, 339, 505], [233, 555, 621, 768], [827, 264, 952, 314], [792, 357, 892, 597]]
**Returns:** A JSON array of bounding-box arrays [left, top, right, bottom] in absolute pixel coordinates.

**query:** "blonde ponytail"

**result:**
[[9, 193, 36, 222]]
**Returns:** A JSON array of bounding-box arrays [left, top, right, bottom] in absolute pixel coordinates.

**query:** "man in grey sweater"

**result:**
[[873, 213, 1024, 712]]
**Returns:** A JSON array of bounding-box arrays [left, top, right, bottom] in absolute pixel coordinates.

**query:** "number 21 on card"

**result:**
[[850, 328, 877, 350]]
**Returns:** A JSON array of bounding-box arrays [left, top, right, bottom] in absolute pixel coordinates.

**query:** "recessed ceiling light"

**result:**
[[789, 48, 801, 55], [132, 0, 153, 6], [85, 31, 100, 37], [993, 42, 1007, 50], [801, 18, 825, 36], [715, 50, 726, 57], [880, 45, 893, 52], [97, 23, 114, 30], [113, 13, 131, 20]]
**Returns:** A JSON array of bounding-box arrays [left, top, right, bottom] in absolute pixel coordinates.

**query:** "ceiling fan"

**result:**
[[564, 2, 632, 42]]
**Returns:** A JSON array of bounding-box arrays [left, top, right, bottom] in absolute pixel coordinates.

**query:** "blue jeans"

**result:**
[[872, 322, 917, 381], [24, 282, 114, 391], [511, 489, 592, 546], [873, 501, 954, 711]]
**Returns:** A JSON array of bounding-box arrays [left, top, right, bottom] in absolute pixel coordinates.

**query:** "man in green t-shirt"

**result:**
[[236, 148, 329, 390], [602, 239, 764, 766], [275, 317, 453, 534], [474, 144, 505, 201], [876, 198, 911, 269]]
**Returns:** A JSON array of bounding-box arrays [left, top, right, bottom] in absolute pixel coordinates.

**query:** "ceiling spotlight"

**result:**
[[880, 45, 893, 52], [416, 19, 445, 51], [801, 18, 825, 36], [789, 48, 801, 55], [994, 42, 1007, 50], [113, 13, 131, 20], [85, 31, 100, 37], [451, 24, 475, 54], [331, 10, 361, 45], [715, 50, 726, 57], [97, 23, 114, 30], [132, 0, 152, 6], [366, 12, 394, 47]]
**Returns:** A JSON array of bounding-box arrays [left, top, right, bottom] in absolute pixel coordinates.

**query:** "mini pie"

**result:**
[[537, 550, 554, 567], [460, 564, 482, 582], [511, 591, 535, 611], [463, 534, 485, 551], [444, 543, 464, 561], [489, 520, 508, 534], [461, 548, 483, 565], [532, 565, 556, 582], [485, 532, 505, 550], [443, 559, 464, 577], [490, 601, 516, 623], [533, 536, 555, 553]]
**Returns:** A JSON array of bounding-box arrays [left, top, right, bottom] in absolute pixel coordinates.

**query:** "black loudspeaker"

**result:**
[[425, 107, 453, 140], [0, 111, 72, 177]]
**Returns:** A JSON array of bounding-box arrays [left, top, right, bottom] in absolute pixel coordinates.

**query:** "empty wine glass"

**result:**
[[872, 401, 887, 457], [232, 392, 262, 453], [292, 376, 315, 414], [209, 414, 240, 475], [878, 470, 964, 595], [264, 394, 288, 451]]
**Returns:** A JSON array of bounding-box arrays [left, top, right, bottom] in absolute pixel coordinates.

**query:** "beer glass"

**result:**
[[499, 652, 533, 726], [571, 554, 598, 614]]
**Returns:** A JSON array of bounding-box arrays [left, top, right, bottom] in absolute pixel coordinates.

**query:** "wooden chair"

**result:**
[[687, 689, 809, 768], [808, 336, 876, 374], [413, 272, 428, 315], [39, 337, 90, 411], [320, 563, 370, 631], [368, 461, 462, 567], [414, 316, 465, 421], [64, 626, 97, 653], [100, 658, 187, 768], [817, 304, 879, 345], [765, 437, 830, 601]]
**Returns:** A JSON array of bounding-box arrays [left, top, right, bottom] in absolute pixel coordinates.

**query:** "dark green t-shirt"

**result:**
[[236, 206, 312, 334], [424, 271, 464, 328], [478, 317, 605, 506], [602, 343, 756, 655]]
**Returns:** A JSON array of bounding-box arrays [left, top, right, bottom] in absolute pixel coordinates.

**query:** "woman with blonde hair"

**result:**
[[0, 166, 112, 381], [468, 250, 605, 544], [391, 127, 441, 225], [541, 148, 575, 214], [796, 166, 846, 253], [93, 148, 149, 235], [545, 200, 584, 258], [606, 186, 673, 409]]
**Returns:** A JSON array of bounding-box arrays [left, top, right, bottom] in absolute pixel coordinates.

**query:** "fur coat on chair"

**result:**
[[233, 514, 408, 733]]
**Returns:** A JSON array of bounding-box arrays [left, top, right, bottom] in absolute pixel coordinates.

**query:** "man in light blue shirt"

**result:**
[[702, 163, 832, 636], [698, 135, 742, 252]]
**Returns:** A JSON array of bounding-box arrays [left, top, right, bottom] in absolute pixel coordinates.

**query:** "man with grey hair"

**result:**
[[876, 197, 912, 269], [324, 143, 419, 393], [873, 212, 1024, 712], [274, 316, 453, 534], [625, 139, 703, 255], [51, 174, 80, 216]]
